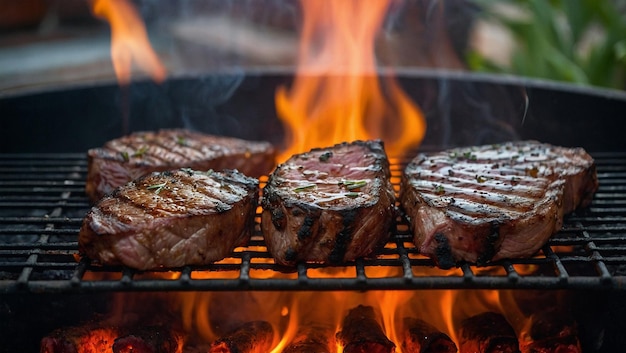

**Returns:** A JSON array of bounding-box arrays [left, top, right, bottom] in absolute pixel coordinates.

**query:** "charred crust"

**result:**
[[261, 185, 280, 208], [328, 209, 357, 263], [270, 208, 286, 230], [434, 233, 456, 269], [318, 151, 333, 162], [476, 223, 501, 265], [214, 202, 230, 213], [284, 247, 297, 262], [297, 216, 315, 240]]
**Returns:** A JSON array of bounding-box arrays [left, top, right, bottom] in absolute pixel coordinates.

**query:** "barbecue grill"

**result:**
[[1, 150, 626, 293], [2, 70, 626, 352]]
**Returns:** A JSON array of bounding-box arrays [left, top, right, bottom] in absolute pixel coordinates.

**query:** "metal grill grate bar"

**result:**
[[1, 152, 626, 293]]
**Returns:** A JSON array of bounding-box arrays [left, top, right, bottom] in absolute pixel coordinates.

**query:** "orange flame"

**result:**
[[90, 0, 166, 85], [275, 0, 426, 162]]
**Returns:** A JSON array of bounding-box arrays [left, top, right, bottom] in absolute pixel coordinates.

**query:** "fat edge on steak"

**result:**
[[400, 141, 598, 269]]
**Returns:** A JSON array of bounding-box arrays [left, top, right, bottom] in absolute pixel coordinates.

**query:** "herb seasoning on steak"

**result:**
[[261, 140, 396, 266], [79, 168, 259, 270], [400, 140, 598, 268], [86, 129, 275, 202]]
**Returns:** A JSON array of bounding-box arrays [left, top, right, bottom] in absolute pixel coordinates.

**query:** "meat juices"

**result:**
[[86, 129, 275, 202], [261, 140, 396, 266], [79, 168, 259, 270], [400, 141, 598, 268]]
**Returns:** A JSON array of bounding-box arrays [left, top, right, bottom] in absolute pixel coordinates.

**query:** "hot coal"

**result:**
[[283, 323, 336, 353], [208, 321, 274, 353], [261, 140, 396, 266], [519, 308, 581, 353], [336, 305, 395, 353], [401, 317, 457, 353], [41, 324, 183, 353], [458, 312, 520, 353]]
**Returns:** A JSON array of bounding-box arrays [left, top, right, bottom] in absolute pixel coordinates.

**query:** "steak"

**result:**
[[400, 140, 598, 268], [85, 129, 275, 202], [261, 140, 396, 266], [79, 168, 259, 270]]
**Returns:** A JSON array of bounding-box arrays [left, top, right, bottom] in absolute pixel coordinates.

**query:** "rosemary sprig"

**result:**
[[340, 180, 368, 190], [132, 146, 148, 158], [120, 151, 129, 162], [176, 136, 188, 146], [344, 192, 360, 198], [146, 181, 168, 194], [294, 184, 316, 192]]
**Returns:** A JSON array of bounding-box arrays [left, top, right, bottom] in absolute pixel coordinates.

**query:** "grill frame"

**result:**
[[1, 152, 625, 293]]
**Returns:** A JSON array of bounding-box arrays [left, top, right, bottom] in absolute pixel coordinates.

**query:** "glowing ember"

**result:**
[[90, 0, 166, 85], [275, 0, 426, 162]]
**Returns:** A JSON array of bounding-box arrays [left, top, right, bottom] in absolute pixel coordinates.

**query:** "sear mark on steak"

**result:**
[[400, 140, 598, 268], [86, 129, 275, 202], [79, 168, 259, 270], [261, 140, 396, 266]]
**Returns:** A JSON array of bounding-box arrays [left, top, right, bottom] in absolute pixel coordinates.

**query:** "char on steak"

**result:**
[[400, 140, 598, 268], [79, 168, 259, 270], [86, 129, 275, 202], [261, 140, 396, 266]]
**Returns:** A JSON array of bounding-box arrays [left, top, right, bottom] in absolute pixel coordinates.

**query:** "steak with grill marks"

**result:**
[[400, 141, 598, 268], [85, 129, 275, 202], [79, 168, 259, 270], [261, 140, 396, 266]]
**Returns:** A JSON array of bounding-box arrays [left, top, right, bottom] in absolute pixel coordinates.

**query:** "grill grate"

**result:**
[[1, 152, 626, 293]]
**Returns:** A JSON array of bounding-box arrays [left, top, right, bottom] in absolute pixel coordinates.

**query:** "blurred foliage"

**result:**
[[467, 0, 626, 89]]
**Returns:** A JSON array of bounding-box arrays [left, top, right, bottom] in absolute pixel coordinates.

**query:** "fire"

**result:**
[[275, 0, 426, 162], [90, 0, 166, 85]]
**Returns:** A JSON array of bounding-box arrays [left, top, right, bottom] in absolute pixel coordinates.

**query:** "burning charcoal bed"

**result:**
[[1, 71, 626, 353]]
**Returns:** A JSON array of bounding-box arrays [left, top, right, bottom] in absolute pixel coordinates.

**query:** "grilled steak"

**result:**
[[261, 140, 396, 266], [86, 129, 275, 202], [79, 168, 259, 270], [400, 140, 598, 268]]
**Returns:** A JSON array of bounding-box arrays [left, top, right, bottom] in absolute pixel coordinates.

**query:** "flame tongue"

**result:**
[[91, 0, 166, 85], [276, 0, 426, 162]]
